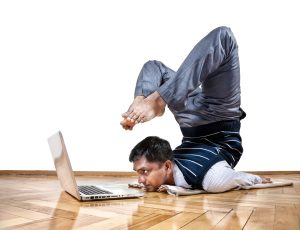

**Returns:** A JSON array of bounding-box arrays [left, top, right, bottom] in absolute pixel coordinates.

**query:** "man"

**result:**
[[121, 26, 271, 192]]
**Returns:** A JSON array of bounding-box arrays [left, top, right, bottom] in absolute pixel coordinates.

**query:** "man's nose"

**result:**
[[138, 175, 146, 184]]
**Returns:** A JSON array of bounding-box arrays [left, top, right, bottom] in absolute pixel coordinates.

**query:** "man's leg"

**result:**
[[125, 27, 240, 125], [158, 26, 239, 112]]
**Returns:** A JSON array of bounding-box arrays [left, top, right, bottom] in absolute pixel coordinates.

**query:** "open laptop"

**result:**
[[48, 131, 144, 201]]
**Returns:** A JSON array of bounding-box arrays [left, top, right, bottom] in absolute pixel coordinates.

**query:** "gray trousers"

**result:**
[[134, 26, 243, 128]]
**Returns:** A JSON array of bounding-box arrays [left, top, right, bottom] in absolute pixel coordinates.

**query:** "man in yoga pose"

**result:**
[[120, 26, 271, 192]]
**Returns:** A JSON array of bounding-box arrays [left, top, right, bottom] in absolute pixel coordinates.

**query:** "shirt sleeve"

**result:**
[[202, 161, 262, 193]]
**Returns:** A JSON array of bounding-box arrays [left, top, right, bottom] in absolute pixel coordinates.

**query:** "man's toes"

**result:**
[[132, 114, 138, 120], [129, 113, 142, 122], [122, 113, 129, 118], [136, 114, 145, 123], [130, 115, 137, 122], [126, 110, 135, 120]]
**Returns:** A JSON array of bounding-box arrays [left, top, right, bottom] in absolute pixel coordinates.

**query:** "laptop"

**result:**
[[48, 131, 144, 201]]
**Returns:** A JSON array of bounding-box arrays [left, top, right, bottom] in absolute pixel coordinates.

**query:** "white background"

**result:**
[[0, 0, 299, 172]]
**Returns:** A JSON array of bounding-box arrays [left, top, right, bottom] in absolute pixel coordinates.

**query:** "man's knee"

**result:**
[[214, 26, 238, 56], [143, 60, 164, 71], [209, 26, 231, 38], [214, 26, 231, 34], [143, 60, 155, 69]]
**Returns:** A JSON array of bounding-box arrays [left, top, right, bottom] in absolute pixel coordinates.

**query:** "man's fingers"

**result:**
[[265, 178, 272, 183], [261, 176, 272, 184]]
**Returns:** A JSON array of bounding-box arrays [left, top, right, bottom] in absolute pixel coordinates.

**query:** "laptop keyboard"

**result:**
[[78, 185, 112, 195]]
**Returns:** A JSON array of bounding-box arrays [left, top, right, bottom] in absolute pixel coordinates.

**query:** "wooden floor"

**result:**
[[0, 173, 299, 230]]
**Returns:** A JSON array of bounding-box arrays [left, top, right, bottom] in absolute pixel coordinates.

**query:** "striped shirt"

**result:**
[[173, 120, 243, 189]]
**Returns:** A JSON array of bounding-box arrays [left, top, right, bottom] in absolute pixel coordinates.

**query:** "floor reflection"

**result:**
[[47, 191, 144, 229], [47, 192, 80, 230]]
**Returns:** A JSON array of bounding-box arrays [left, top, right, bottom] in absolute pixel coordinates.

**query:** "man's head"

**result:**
[[129, 136, 174, 191]]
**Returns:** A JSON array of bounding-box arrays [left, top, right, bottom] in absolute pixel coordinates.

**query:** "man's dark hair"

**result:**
[[129, 136, 173, 163]]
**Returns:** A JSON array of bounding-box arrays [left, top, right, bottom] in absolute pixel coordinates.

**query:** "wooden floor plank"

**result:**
[[243, 208, 275, 230], [76, 215, 142, 230], [295, 204, 300, 219], [0, 217, 33, 229], [180, 210, 228, 230], [0, 212, 18, 221], [212, 208, 254, 230], [144, 212, 200, 230], [0, 204, 51, 220], [1, 199, 85, 220], [274, 205, 300, 230], [144, 197, 231, 212], [141, 202, 207, 214], [24, 199, 127, 219], [113, 213, 174, 230], [3, 215, 106, 230], [283, 185, 297, 194]]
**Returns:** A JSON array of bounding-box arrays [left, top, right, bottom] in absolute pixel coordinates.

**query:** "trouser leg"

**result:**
[[134, 60, 176, 98], [157, 26, 239, 111]]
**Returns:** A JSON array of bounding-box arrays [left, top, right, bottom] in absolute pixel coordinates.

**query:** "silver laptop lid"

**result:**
[[48, 131, 81, 200]]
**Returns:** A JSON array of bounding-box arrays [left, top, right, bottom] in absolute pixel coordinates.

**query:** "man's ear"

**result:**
[[164, 160, 173, 173]]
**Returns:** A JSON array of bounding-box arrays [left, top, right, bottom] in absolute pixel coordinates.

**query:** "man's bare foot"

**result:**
[[261, 176, 272, 183], [121, 92, 166, 130], [121, 96, 145, 130], [120, 118, 135, 130], [122, 96, 145, 122], [125, 91, 166, 124]]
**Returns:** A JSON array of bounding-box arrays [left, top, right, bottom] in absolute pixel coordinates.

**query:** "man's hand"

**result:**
[[120, 92, 166, 130], [261, 176, 272, 184]]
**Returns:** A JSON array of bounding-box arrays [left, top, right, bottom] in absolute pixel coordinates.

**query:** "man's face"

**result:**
[[133, 156, 170, 192]]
